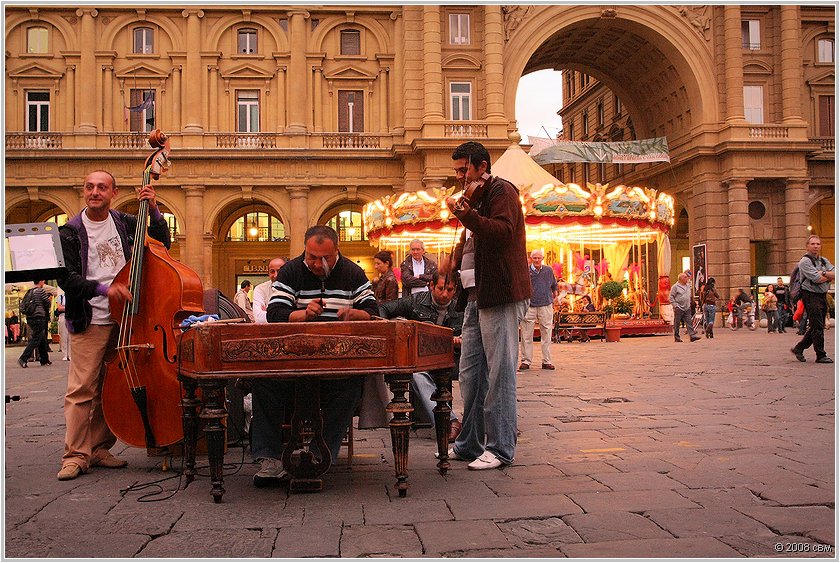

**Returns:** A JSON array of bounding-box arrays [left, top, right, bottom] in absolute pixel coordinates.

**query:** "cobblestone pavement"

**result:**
[[4, 328, 836, 558]]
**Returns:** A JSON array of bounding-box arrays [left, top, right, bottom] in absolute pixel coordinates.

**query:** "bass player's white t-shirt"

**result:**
[[81, 210, 127, 325]]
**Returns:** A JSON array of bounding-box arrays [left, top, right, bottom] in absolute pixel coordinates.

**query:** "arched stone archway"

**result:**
[[503, 5, 717, 136]]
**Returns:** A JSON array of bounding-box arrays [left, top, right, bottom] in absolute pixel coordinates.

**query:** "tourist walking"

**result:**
[[791, 235, 835, 363]]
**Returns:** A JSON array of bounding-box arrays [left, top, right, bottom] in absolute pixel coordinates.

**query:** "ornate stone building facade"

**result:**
[[5, 5, 835, 297]]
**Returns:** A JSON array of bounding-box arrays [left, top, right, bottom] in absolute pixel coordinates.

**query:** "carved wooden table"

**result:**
[[177, 319, 454, 502]]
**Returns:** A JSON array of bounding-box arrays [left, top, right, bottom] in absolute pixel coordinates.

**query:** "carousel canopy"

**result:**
[[363, 133, 674, 251]]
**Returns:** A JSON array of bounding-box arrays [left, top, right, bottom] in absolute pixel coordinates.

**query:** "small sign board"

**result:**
[[4, 222, 67, 283]]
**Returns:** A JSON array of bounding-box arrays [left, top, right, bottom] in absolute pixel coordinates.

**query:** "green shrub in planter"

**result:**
[[613, 296, 634, 315], [599, 281, 624, 301]]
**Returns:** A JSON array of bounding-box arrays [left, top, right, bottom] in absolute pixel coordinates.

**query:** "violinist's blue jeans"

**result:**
[[251, 376, 362, 464], [452, 299, 528, 465]]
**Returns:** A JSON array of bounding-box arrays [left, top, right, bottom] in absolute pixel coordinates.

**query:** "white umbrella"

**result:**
[[657, 234, 672, 277]]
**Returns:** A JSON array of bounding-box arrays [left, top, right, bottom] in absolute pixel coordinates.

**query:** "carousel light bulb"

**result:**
[[594, 205, 603, 217], [441, 209, 450, 220]]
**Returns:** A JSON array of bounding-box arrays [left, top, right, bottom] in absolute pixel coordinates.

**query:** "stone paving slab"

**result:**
[[414, 519, 511, 554], [560, 536, 743, 558], [563, 511, 674, 542], [3, 329, 835, 558], [568, 489, 701, 513]]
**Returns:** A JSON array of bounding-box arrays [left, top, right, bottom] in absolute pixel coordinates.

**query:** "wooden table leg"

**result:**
[[430, 369, 452, 474], [385, 373, 412, 497], [179, 377, 201, 485], [197, 380, 227, 503], [282, 379, 330, 493]]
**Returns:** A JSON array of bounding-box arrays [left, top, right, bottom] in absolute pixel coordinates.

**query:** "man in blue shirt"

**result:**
[[791, 235, 835, 363], [519, 249, 558, 370]]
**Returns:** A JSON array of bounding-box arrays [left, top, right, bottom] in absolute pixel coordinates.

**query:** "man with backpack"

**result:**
[[17, 280, 52, 368], [791, 235, 835, 363]]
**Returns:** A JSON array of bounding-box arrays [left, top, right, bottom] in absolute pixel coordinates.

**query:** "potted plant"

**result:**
[[49, 319, 60, 344], [599, 281, 624, 342]]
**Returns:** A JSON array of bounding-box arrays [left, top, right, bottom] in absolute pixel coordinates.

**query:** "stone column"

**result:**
[[181, 9, 204, 133], [65, 65, 75, 130], [726, 179, 751, 290], [723, 6, 745, 123], [202, 234, 215, 289], [390, 10, 404, 134], [76, 9, 98, 132], [484, 5, 505, 120], [286, 10, 308, 133], [183, 185, 206, 280], [313, 67, 323, 132], [172, 65, 182, 131], [207, 66, 217, 131], [379, 67, 389, 131], [103, 65, 113, 131], [780, 5, 804, 123], [784, 180, 809, 267], [286, 186, 310, 255], [422, 6, 444, 120], [276, 65, 287, 131]]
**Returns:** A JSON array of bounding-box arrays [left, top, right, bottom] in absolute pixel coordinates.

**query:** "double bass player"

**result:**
[[56, 170, 170, 481]]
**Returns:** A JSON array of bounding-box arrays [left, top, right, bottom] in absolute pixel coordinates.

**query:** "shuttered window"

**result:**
[[27, 27, 48, 53], [238, 29, 257, 54], [338, 90, 364, 133], [449, 14, 470, 45], [133, 27, 154, 54], [129, 89, 155, 132], [340, 30, 360, 55], [818, 96, 834, 137], [743, 85, 764, 124], [818, 39, 834, 63], [450, 82, 471, 121], [26, 91, 49, 132], [741, 20, 760, 50], [237, 91, 259, 132]]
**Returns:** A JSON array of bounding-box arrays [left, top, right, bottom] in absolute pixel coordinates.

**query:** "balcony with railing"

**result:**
[[6, 133, 63, 149], [322, 133, 381, 149], [216, 133, 280, 149], [444, 122, 488, 138], [747, 125, 789, 139], [810, 136, 835, 152]]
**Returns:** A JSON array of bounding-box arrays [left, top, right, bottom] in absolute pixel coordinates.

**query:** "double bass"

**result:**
[[101, 130, 205, 449]]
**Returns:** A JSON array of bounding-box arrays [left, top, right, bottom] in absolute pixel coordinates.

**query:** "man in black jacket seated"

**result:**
[[378, 272, 464, 442], [250, 225, 378, 487]]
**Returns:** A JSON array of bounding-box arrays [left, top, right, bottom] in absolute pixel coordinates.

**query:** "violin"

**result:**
[[453, 172, 491, 213]]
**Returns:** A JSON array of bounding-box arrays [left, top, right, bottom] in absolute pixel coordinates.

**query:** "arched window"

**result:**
[[27, 26, 48, 53], [325, 209, 365, 242], [47, 213, 67, 227], [162, 212, 178, 239], [226, 211, 286, 242], [133, 27, 154, 54], [238, 28, 258, 54]]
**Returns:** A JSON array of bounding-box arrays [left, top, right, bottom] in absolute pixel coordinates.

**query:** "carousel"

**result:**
[[364, 134, 676, 335]]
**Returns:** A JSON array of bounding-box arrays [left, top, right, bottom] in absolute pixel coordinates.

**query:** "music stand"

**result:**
[[4, 222, 67, 283]]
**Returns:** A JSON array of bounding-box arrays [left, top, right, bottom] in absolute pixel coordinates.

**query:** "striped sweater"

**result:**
[[266, 252, 378, 322]]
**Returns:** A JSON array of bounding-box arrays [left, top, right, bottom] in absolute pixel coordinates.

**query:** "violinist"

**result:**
[[55, 170, 170, 481], [443, 141, 530, 471]]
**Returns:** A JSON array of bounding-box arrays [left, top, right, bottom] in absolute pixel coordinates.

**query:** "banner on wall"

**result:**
[[692, 243, 707, 294], [533, 137, 671, 165]]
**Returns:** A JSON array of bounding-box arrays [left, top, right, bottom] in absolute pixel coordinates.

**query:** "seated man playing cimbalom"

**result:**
[[378, 271, 464, 442], [249, 225, 378, 487]]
